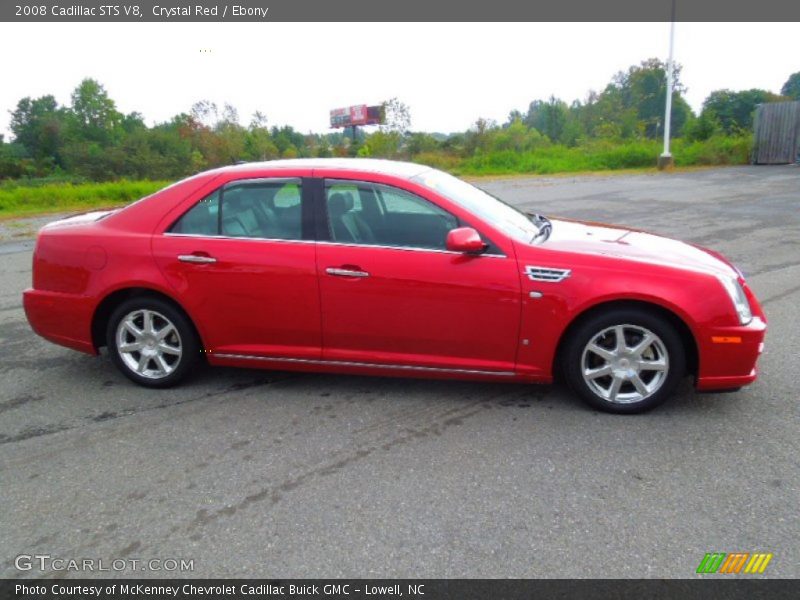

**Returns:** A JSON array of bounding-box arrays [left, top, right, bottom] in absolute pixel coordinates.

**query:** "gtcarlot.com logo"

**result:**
[[696, 552, 773, 574], [14, 554, 194, 573]]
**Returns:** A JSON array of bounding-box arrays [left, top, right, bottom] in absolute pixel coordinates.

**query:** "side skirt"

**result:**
[[212, 352, 516, 377]]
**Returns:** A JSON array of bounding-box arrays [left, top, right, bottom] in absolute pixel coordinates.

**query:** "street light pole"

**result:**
[[658, 0, 677, 170]]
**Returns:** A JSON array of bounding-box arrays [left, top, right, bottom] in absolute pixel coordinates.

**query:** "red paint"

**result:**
[[446, 227, 487, 254], [22, 160, 766, 391]]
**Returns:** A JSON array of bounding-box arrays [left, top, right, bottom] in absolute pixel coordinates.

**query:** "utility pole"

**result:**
[[658, 0, 677, 170]]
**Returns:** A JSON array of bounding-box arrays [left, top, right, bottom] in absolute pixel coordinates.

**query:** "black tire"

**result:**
[[562, 307, 686, 414], [106, 296, 199, 388]]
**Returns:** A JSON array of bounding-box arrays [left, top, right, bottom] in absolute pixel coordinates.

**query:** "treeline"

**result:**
[[2, 61, 798, 181]]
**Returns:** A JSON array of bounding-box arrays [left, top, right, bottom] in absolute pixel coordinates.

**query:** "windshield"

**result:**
[[411, 169, 540, 243]]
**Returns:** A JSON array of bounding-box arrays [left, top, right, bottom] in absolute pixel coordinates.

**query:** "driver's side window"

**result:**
[[325, 180, 458, 250]]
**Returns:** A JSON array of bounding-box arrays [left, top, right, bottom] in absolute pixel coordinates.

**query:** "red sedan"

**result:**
[[23, 159, 766, 413]]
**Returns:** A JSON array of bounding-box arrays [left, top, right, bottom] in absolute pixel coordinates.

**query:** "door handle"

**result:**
[[326, 267, 370, 278], [178, 254, 217, 264]]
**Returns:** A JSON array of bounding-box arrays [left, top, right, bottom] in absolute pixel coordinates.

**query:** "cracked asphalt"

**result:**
[[0, 165, 798, 578]]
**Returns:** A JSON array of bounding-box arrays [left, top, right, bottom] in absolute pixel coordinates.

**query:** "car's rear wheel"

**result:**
[[563, 307, 685, 413], [106, 297, 199, 388]]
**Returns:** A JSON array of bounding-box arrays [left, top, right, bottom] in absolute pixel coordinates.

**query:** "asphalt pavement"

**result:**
[[0, 165, 798, 578]]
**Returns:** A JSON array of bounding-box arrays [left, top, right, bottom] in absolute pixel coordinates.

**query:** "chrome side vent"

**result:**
[[525, 265, 571, 282]]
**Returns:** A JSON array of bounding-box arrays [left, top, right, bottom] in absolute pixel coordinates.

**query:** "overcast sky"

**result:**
[[0, 22, 797, 137]]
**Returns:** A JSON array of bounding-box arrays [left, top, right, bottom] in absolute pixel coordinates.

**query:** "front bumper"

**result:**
[[696, 316, 766, 391], [23, 288, 97, 355]]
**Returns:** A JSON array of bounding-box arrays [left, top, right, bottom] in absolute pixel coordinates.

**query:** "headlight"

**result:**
[[717, 275, 752, 325]]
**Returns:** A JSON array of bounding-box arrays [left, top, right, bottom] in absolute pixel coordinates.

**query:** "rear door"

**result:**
[[152, 177, 321, 360], [315, 177, 522, 374]]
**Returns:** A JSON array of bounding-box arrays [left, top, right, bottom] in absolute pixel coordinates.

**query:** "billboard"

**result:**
[[330, 104, 384, 128]]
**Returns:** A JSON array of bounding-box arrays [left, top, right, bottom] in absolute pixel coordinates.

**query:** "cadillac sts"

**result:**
[[22, 159, 766, 413]]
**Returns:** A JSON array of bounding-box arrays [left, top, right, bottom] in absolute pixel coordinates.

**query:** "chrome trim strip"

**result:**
[[316, 240, 507, 258], [212, 353, 516, 377], [223, 177, 302, 189], [165, 232, 312, 244], [525, 265, 572, 282], [163, 233, 506, 258]]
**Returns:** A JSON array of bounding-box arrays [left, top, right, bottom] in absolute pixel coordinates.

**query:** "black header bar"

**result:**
[[3, 0, 800, 22]]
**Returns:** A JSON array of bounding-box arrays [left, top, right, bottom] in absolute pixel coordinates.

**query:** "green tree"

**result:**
[[121, 111, 146, 134], [190, 100, 219, 127], [9, 95, 66, 165], [560, 103, 586, 146], [244, 112, 278, 161], [464, 118, 497, 155], [68, 78, 123, 144], [701, 89, 783, 134], [214, 103, 247, 164], [59, 79, 127, 178], [492, 119, 546, 153], [441, 132, 467, 156], [572, 91, 605, 138], [683, 111, 721, 142], [505, 109, 524, 126], [524, 96, 569, 143], [781, 72, 800, 100], [119, 119, 194, 180], [406, 132, 441, 155], [0, 135, 27, 179], [179, 101, 249, 168], [271, 126, 307, 157], [363, 130, 403, 158], [607, 58, 693, 138]]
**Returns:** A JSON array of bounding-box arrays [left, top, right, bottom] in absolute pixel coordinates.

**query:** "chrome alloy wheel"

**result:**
[[580, 324, 669, 404], [115, 309, 183, 380]]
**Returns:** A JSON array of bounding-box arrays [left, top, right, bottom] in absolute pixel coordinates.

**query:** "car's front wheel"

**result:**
[[563, 307, 685, 413], [107, 297, 199, 388]]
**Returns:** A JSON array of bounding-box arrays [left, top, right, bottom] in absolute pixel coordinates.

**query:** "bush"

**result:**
[[411, 152, 462, 172], [457, 140, 663, 175], [434, 136, 752, 176], [673, 135, 752, 166]]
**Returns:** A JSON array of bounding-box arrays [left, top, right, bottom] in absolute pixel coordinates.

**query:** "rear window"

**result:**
[[169, 179, 303, 241]]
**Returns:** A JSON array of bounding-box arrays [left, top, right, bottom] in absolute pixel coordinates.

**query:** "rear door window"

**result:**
[[170, 179, 304, 241], [170, 190, 220, 236]]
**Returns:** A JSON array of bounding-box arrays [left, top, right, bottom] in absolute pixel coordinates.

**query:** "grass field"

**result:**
[[0, 180, 169, 219], [417, 136, 752, 176], [0, 135, 752, 219]]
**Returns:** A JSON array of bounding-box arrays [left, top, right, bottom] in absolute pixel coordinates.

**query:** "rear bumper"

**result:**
[[23, 288, 97, 355], [696, 316, 766, 391]]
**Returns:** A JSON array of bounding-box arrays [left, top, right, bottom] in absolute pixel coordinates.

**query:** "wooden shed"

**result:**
[[752, 101, 800, 164]]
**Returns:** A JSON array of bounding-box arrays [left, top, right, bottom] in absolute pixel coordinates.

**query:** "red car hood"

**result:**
[[539, 218, 739, 278]]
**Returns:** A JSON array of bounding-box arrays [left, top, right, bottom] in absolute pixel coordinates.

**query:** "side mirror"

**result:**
[[446, 227, 487, 254]]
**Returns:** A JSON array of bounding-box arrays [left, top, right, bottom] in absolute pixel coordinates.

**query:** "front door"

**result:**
[[316, 178, 521, 374]]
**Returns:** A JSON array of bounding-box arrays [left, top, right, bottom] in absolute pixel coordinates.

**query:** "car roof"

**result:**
[[209, 158, 433, 179]]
